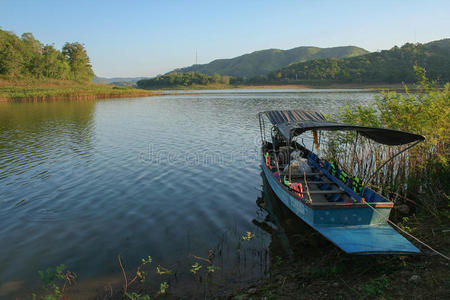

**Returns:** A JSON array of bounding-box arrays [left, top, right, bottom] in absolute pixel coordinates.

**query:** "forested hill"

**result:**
[[171, 46, 369, 78], [0, 29, 93, 81], [270, 39, 450, 83]]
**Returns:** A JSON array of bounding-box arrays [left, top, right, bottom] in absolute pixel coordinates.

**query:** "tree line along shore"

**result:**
[[0, 29, 155, 101], [2, 28, 449, 100]]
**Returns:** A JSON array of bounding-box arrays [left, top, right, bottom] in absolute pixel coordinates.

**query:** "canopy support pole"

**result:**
[[363, 140, 421, 187], [288, 134, 292, 182], [270, 126, 282, 182], [350, 132, 359, 171], [258, 113, 264, 144]]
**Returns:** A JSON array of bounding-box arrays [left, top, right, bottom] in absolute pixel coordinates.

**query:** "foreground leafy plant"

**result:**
[[34, 264, 76, 300], [358, 276, 392, 298], [242, 231, 255, 241], [118, 255, 152, 296], [158, 282, 169, 295], [126, 292, 151, 300], [190, 262, 202, 274], [156, 265, 172, 275]]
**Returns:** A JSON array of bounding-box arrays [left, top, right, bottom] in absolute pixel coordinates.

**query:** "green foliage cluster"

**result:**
[[357, 276, 392, 299], [325, 67, 449, 216], [173, 46, 368, 78], [271, 39, 450, 83], [118, 255, 172, 299], [0, 28, 93, 81], [136, 72, 231, 89], [33, 264, 75, 300]]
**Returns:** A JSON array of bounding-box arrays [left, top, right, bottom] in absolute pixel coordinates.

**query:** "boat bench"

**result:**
[[308, 189, 345, 194], [277, 172, 322, 177]]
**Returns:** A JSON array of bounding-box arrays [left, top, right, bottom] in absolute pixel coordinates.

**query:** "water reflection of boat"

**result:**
[[254, 174, 331, 260], [257, 110, 424, 254]]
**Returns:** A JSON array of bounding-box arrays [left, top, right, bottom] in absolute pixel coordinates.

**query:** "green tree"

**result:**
[[62, 42, 94, 81], [0, 30, 23, 76], [42, 45, 70, 79], [0, 28, 95, 81], [21, 32, 43, 76]]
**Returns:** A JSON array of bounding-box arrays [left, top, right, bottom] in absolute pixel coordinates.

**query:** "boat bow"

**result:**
[[313, 224, 420, 254]]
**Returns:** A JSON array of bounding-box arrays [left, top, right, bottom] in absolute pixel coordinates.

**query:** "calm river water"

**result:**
[[0, 89, 377, 298]]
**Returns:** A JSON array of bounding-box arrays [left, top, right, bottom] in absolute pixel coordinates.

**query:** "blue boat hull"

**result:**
[[261, 157, 420, 254]]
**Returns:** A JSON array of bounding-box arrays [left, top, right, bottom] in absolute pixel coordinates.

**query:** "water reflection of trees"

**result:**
[[0, 101, 95, 179]]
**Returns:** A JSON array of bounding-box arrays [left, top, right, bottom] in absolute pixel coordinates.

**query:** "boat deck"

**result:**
[[265, 148, 355, 205]]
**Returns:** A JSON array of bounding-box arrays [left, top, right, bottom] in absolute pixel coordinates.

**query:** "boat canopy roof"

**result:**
[[260, 110, 425, 146]]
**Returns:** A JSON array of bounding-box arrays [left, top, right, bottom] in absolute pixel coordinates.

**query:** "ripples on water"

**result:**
[[0, 90, 376, 297]]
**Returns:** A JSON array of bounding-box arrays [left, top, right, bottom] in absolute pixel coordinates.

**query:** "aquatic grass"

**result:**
[[242, 231, 255, 241], [125, 292, 151, 300], [158, 282, 169, 295], [33, 264, 76, 300], [156, 265, 172, 275], [118, 255, 153, 296], [190, 262, 202, 275]]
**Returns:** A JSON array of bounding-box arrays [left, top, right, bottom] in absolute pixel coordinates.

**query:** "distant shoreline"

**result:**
[[0, 78, 160, 102], [0, 79, 416, 102], [155, 82, 411, 92], [239, 83, 406, 90]]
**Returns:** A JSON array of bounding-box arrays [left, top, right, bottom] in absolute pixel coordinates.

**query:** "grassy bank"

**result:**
[[0, 77, 159, 102]]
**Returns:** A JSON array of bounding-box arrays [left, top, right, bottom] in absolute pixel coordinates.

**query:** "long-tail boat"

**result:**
[[258, 110, 424, 254]]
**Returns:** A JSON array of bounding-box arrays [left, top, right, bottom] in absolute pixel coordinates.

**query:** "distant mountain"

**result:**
[[271, 38, 450, 83], [92, 75, 147, 85], [170, 46, 369, 78]]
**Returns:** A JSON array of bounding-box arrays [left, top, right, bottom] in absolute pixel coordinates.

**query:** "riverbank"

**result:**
[[0, 78, 159, 102], [230, 202, 450, 300], [78, 202, 448, 300], [21, 201, 448, 300]]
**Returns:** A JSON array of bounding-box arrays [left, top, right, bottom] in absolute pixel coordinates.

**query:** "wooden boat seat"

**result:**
[[278, 172, 322, 177], [298, 180, 334, 184], [308, 189, 345, 194]]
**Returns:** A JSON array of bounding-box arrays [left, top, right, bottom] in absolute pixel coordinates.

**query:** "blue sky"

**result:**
[[1, 0, 449, 77]]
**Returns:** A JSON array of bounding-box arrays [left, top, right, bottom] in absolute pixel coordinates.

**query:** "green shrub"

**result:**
[[325, 67, 449, 216]]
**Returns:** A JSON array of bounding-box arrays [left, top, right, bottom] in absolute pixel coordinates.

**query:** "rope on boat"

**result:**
[[362, 201, 450, 261]]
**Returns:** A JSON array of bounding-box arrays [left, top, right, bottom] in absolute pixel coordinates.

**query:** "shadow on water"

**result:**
[[93, 171, 337, 299], [253, 172, 335, 263]]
